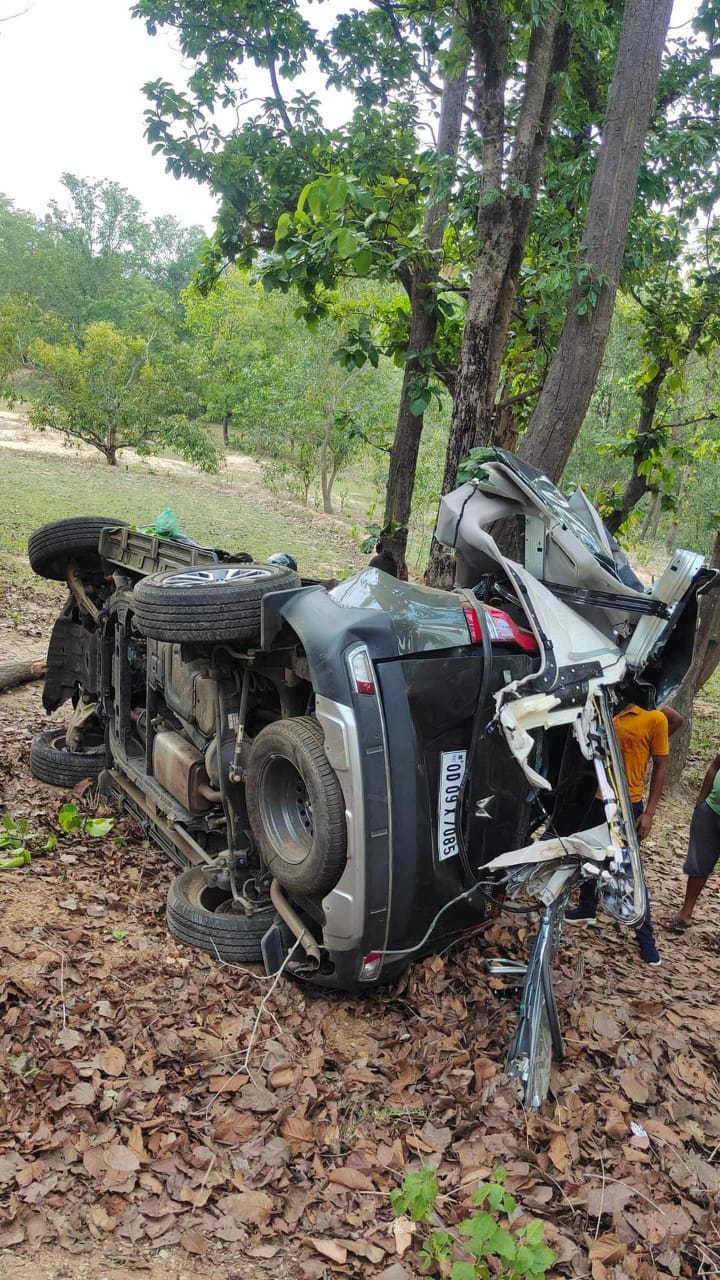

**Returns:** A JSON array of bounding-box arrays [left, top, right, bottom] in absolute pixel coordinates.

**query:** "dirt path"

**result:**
[[0, 410, 263, 479]]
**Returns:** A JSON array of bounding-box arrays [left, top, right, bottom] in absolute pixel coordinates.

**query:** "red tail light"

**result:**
[[487, 607, 539, 653], [462, 604, 483, 644], [464, 603, 539, 653]]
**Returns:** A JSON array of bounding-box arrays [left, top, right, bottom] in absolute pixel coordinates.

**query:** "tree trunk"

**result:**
[[0, 656, 46, 692], [319, 422, 333, 514], [640, 492, 662, 541], [382, 306, 441, 572], [381, 41, 469, 576], [425, 12, 568, 586], [605, 317, 705, 536], [664, 466, 689, 553], [666, 526, 720, 788], [605, 365, 668, 534], [520, 0, 673, 484], [104, 422, 118, 466], [222, 412, 231, 447]]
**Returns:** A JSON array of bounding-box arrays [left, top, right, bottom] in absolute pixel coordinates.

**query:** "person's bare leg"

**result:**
[[678, 875, 710, 924]]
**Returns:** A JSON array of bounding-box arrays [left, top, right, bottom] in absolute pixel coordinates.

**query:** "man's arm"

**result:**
[[660, 704, 684, 737], [637, 754, 668, 839], [697, 753, 720, 804]]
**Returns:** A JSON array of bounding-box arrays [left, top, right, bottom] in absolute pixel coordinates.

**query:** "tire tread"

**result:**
[[28, 516, 126, 580], [166, 867, 275, 963], [133, 564, 300, 643], [246, 716, 347, 895], [29, 729, 105, 787]]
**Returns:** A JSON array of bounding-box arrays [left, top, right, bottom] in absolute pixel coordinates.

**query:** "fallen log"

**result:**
[[0, 655, 47, 692]]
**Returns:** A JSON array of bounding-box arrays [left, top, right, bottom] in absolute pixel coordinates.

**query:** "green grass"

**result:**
[[686, 665, 720, 789], [0, 446, 367, 586]]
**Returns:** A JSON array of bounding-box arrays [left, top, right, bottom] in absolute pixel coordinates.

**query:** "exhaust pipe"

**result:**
[[270, 880, 322, 965]]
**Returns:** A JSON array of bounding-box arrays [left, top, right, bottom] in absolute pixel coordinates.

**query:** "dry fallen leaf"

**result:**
[[618, 1070, 650, 1105], [392, 1215, 415, 1257], [280, 1115, 315, 1142], [217, 1191, 274, 1225], [303, 1238, 348, 1264], [180, 1229, 209, 1255], [586, 1183, 636, 1218], [103, 1144, 140, 1173], [548, 1132, 571, 1173], [326, 1166, 375, 1191], [88, 1203, 116, 1232], [96, 1045, 126, 1076]]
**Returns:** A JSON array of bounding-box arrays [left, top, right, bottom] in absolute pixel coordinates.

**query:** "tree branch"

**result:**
[[368, 0, 442, 97], [265, 27, 293, 134]]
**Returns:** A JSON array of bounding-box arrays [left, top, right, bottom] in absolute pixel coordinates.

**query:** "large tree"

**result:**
[[27, 319, 218, 469], [519, 0, 672, 482], [133, 0, 629, 574], [134, 0, 719, 582]]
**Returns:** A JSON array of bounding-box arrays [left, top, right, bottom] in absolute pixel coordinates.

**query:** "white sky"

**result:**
[[0, 0, 220, 229], [0, 0, 700, 236]]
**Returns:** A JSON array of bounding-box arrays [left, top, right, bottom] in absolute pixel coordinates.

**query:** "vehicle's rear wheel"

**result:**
[[246, 716, 347, 896], [132, 563, 301, 644], [29, 727, 106, 787], [166, 867, 276, 963], [28, 516, 127, 581]]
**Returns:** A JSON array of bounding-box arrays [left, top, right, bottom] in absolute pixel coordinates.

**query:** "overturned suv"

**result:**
[[28, 452, 716, 1106]]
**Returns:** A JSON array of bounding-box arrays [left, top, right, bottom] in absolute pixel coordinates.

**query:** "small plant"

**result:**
[[0, 814, 56, 868], [57, 803, 114, 839], [392, 1167, 556, 1280], [360, 518, 408, 554], [456, 447, 495, 486]]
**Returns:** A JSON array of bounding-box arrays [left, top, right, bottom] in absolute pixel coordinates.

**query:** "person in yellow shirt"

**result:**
[[565, 702, 683, 966]]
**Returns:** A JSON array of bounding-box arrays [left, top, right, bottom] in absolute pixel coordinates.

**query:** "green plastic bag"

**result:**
[[152, 509, 181, 538]]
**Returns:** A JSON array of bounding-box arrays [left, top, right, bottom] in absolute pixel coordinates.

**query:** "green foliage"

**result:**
[[391, 1168, 556, 1280], [456, 448, 496, 485], [184, 269, 402, 510], [57, 804, 114, 839], [0, 180, 207, 347], [390, 1168, 439, 1223], [27, 319, 219, 470], [0, 814, 57, 867], [0, 805, 113, 871], [360, 518, 408, 555]]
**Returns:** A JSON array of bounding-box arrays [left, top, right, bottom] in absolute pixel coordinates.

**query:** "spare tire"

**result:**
[[29, 727, 106, 787], [28, 516, 127, 581], [166, 867, 277, 963], [246, 716, 347, 896], [132, 563, 301, 644]]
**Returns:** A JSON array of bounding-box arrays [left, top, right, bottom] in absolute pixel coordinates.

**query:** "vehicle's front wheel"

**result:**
[[132, 563, 301, 644], [246, 716, 347, 896], [166, 867, 277, 963], [28, 516, 127, 581], [29, 727, 106, 787]]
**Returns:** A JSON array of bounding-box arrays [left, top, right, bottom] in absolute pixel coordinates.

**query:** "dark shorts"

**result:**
[[684, 801, 720, 878]]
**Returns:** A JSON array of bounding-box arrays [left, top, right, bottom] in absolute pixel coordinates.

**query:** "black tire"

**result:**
[[132, 563, 301, 644], [28, 516, 127, 581], [29, 727, 106, 787], [166, 867, 277, 963], [246, 716, 347, 896]]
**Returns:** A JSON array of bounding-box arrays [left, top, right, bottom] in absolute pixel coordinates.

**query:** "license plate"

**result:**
[[437, 750, 467, 861]]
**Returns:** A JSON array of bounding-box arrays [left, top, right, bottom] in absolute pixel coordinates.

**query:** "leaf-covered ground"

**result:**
[[2, 536, 720, 1280]]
